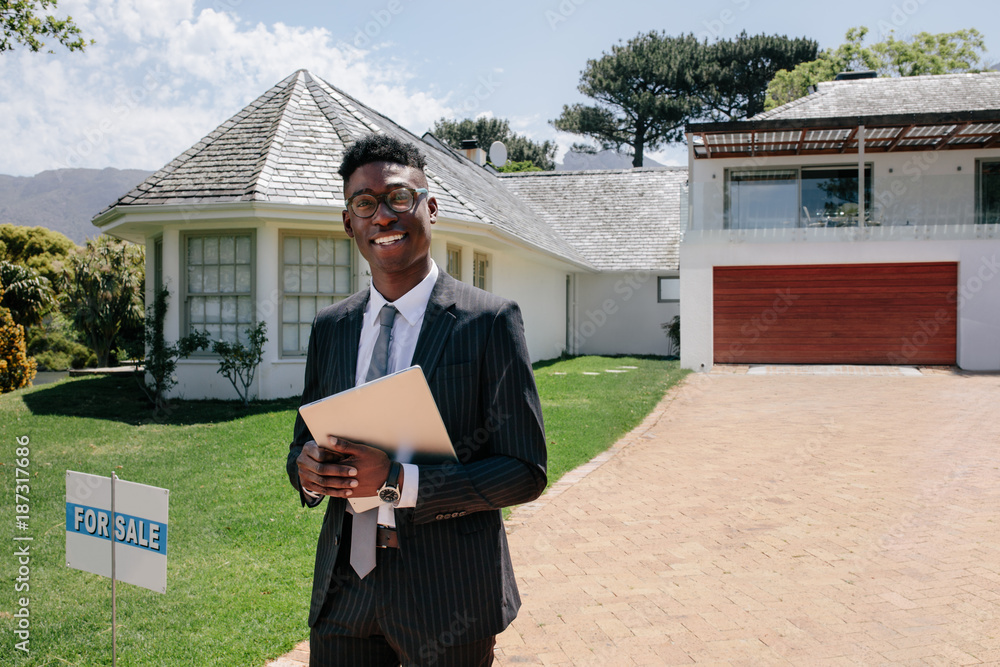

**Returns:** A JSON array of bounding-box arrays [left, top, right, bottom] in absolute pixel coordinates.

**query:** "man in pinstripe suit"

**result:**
[[287, 134, 547, 666]]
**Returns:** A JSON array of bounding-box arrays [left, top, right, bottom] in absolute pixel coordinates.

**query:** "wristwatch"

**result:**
[[377, 461, 402, 506]]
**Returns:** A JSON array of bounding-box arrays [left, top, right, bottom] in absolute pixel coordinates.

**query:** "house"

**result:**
[[682, 72, 1000, 371], [93, 70, 682, 400]]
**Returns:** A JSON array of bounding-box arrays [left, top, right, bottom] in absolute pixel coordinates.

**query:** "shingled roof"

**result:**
[[500, 168, 686, 271], [753, 71, 1000, 120], [97, 70, 589, 268]]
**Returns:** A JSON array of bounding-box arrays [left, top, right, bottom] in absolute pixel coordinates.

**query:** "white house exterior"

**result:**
[[681, 72, 1000, 372], [93, 70, 683, 400]]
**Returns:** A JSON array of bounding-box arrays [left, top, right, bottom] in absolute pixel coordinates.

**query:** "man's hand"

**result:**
[[296, 437, 392, 498]]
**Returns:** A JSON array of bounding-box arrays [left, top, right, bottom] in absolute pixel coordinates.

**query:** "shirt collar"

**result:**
[[368, 261, 439, 327]]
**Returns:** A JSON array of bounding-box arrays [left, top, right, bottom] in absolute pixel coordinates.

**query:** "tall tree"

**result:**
[[701, 31, 818, 120], [0, 223, 76, 287], [63, 236, 144, 367], [431, 117, 557, 171], [765, 27, 987, 110], [1, 0, 90, 53], [0, 260, 53, 326], [552, 31, 817, 166]]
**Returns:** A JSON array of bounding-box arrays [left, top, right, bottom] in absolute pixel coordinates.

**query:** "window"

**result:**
[[977, 160, 1000, 225], [725, 165, 872, 229], [281, 234, 354, 356], [658, 276, 680, 303], [185, 232, 254, 344], [473, 252, 488, 291], [446, 245, 462, 280]]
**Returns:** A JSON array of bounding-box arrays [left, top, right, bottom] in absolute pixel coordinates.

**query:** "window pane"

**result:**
[[189, 297, 205, 323], [219, 265, 235, 293], [204, 266, 219, 293], [188, 266, 203, 293], [318, 238, 334, 265], [300, 324, 311, 350], [318, 266, 335, 293], [205, 296, 221, 323], [236, 266, 252, 293], [283, 267, 300, 293], [283, 324, 299, 354], [236, 236, 251, 264], [300, 296, 316, 323], [727, 169, 798, 229], [283, 297, 298, 323], [221, 324, 238, 344], [301, 237, 318, 265], [335, 267, 351, 292], [284, 237, 300, 265], [659, 277, 680, 301], [220, 236, 235, 263], [300, 265, 317, 293], [204, 237, 219, 264], [335, 239, 351, 265], [801, 167, 872, 226], [188, 238, 203, 265], [237, 296, 253, 324], [205, 324, 222, 341], [980, 161, 1000, 224], [221, 297, 237, 323]]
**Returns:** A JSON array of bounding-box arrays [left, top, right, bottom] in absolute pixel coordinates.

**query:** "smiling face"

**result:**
[[342, 161, 438, 302]]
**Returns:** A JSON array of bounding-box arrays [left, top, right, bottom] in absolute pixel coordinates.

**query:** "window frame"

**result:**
[[180, 229, 256, 354], [976, 158, 1000, 225], [724, 163, 874, 230], [446, 245, 462, 281], [657, 276, 680, 303], [473, 252, 489, 291], [278, 230, 355, 358]]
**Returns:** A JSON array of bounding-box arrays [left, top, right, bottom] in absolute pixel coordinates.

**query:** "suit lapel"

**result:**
[[332, 292, 367, 394], [412, 271, 456, 381]]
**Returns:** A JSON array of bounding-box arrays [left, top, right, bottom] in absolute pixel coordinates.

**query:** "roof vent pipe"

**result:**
[[459, 139, 487, 166]]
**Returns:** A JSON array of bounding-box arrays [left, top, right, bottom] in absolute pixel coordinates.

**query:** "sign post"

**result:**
[[66, 471, 169, 664]]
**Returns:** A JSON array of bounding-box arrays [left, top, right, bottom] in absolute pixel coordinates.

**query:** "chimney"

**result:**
[[459, 139, 487, 166], [834, 70, 878, 81]]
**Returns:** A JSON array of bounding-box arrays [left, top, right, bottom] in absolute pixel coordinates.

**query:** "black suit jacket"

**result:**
[[287, 270, 547, 639]]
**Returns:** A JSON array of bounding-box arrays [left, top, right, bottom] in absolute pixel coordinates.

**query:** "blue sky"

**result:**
[[1, 0, 996, 177]]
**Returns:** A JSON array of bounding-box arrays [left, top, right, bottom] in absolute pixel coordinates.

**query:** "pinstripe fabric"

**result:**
[[287, 270, 547, 643]]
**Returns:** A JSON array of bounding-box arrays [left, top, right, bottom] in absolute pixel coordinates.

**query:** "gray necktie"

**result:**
[[350, 304, 396, 578]]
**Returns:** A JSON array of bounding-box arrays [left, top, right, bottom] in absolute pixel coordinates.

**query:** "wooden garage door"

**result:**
[[714, 263, 957, 365]]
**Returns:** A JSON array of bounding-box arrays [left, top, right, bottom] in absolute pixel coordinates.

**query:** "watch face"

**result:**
[[379, 488, 400, 504]]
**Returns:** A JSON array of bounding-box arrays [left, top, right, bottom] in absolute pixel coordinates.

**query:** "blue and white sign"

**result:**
[[65, 471, 169, 594]]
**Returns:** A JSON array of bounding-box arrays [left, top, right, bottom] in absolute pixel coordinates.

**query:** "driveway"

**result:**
[[496, 370, 1000, 666]]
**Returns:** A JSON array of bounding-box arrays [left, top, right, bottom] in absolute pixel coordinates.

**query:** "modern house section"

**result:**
[[681, 72, 1000, 372]]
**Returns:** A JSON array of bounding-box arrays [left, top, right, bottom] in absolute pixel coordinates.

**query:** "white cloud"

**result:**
[[0, 0, 456, 176]]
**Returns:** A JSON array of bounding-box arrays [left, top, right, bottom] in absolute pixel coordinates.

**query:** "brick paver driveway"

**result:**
[[496, 371, 1000, 666]]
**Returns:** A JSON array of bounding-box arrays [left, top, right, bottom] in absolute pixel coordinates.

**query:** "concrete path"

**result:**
[[271, 369, 1000, 666]]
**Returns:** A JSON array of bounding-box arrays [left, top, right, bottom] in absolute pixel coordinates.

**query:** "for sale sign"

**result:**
[[65, 471, 169, 594]]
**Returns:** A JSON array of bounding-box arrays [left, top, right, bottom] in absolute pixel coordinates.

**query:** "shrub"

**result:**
[[26, 312, 96, 371], [211, 322, 267, 407], [0, 306, 37, 393], [139, 286, 209, 414], [661, 315, 680, 357]]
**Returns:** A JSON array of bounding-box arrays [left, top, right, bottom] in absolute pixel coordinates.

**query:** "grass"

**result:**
[[1, 356, 686, 666]]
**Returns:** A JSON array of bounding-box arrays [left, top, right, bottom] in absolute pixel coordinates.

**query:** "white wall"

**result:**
[[680, 238, 1000, 371], [490, 252, 568, 363], [573, 272, 678, 358]]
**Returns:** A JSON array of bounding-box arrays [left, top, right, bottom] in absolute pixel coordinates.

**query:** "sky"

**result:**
[[1, 0, 997, 177]]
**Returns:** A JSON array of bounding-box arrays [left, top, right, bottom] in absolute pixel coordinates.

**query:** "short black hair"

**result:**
[[338, 133, 427, 184]]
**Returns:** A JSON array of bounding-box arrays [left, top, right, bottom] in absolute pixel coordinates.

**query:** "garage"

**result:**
[[713, 263, 957, 365]]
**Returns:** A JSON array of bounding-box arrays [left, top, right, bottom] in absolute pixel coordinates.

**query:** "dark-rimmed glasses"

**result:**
[[346, 187, 428, 218]]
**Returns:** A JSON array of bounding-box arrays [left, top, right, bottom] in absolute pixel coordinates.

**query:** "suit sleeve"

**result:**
[[411, 301, 547, 524]]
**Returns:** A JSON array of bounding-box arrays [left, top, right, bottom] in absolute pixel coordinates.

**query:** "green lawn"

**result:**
[[1, 356, 686, 666]]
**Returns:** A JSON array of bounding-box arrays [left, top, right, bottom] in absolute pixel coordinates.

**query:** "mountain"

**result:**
[[557, 149, 664, 171], [0, 168, 154, 244]]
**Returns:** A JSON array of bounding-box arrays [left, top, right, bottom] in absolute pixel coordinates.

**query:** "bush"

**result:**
[[211, 322, 267, 407], [661, 315, 680, 357], [0, 306, 37, 393], [26, 312, 96, 371]]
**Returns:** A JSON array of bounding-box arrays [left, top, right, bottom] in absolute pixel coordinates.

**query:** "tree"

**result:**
[[764, 27, 987, 110], [139, 285, 208, 414], [552, 31, 816, 166], [211, 321, 267, 406], [431, 117, 557, 170], [0, 223, 76, 288], [1, 0, 91, 53], [0, 260, 53, 326], [700, 31, 818, 120], [63, 236, 144, 367]]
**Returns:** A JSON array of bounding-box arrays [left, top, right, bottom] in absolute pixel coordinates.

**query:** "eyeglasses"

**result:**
[[346, 187, 428, 218]]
